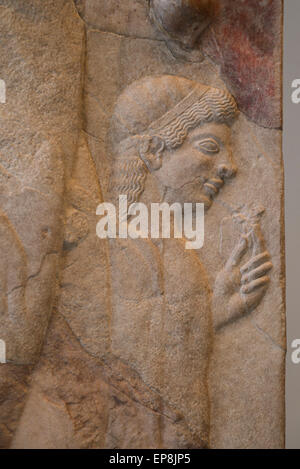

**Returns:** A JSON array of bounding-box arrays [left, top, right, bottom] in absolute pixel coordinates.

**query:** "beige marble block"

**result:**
[[0, 0, 284, 449]]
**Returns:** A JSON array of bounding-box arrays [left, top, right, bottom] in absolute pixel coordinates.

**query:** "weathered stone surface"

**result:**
[[0, 0, 84, 447], [149, 0, 218, 48], [201, 0, 282, 128], [0, 0, 285, 449]]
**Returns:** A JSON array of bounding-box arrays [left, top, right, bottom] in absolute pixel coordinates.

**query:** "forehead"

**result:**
[[186, 122, 231, 142]]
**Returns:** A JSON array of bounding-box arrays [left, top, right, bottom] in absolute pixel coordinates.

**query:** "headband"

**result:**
[[119, 85, 209, 152]]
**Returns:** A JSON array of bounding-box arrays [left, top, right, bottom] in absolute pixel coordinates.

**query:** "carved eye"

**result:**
[[196, 138, 220, 154]]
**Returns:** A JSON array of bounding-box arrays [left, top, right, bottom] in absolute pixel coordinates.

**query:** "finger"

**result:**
[[241, 261, 273, 284], [241, 276, 270, 294], [225, 236, 248, 270], [240, 251, 270, 274], [243, 289, 265, 313], [251, 224, 266, 257]]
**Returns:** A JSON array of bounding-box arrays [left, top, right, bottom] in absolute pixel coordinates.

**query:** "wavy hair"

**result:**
[[159, 87, 237, 149], [110, 158, 147, 205]]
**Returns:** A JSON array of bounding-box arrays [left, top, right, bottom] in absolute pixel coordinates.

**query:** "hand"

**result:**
[[212, 224, 273, 330]]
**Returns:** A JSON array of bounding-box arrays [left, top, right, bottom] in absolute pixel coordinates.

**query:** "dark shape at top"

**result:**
[[149, 0, 219, 49]]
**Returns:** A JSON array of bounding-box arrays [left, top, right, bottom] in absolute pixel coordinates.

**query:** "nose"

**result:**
[[217, 149, 237, 180]]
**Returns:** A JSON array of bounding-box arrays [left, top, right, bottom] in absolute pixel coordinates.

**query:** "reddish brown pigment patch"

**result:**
[[202, 0, 281, 128]]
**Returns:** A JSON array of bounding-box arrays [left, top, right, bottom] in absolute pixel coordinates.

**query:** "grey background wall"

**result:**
[[284, 0, 300, 450]]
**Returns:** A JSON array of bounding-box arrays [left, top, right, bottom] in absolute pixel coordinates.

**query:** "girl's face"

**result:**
[[155, 122, 237, 210]]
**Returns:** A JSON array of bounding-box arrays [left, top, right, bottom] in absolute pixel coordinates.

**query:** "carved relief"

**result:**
[[0, 210, 59, 364], [214, 206, 273, 330], [109, 75, 237, 205], [107, 75, 273, 447], [0, 0, 284, 450]]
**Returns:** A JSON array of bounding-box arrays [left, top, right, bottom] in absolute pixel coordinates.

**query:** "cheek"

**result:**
[[161, 150, 214, 189], [188, 151, 214, 175]]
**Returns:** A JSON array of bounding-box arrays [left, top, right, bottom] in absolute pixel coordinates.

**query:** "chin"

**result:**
[[165, 188, 213, 210], [191, 193, 213, 211], [203, 196, 213, 211]]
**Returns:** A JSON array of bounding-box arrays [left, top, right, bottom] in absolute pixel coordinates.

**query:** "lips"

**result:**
[[203, 177, 224, 198]]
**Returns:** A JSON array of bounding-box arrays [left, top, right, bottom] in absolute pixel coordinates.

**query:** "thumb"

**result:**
[[225, 235, 248, 270]]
